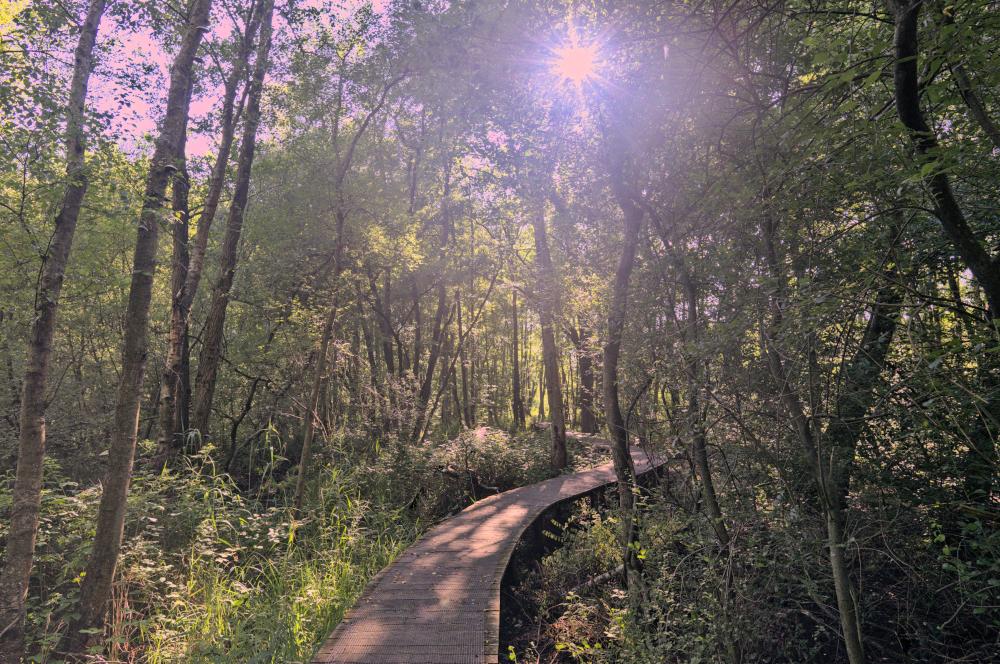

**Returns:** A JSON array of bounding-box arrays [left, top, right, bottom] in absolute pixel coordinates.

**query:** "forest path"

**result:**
[[311, 434, 665, 664]]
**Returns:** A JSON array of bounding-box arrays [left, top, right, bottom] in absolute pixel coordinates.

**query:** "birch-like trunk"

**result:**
[[0, 0, 108, 656]]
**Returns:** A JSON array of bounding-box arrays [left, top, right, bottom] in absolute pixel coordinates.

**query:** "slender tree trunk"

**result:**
[[822, 281, 901, 664], [412, 159, 453, 441], [412, 281, 423, 379], [191, 0, 275, 437], [538, 362, 545, 421], [933, 5, 1000, 151], [372, 274, 395, 377], [681, 272, 729, 547], [294, 278, 340, 512], [604, 167, 641, 512], [155, 94, 192, 461], [155, 5, 261, 455], [604, 148, 644, 587], [457, 292, 473, 428], [578, 351, 597, 433], [0, 0, 108, 656], [56, 0, 214, 655], [530, 209, 567, 469], [412, 285, 448, 440], [511, 291, 526, 429], [571, 325, 598, 434], [891, 0, 1000, 316], [760, 209, 903, 664], [296, 72, 402, 485]]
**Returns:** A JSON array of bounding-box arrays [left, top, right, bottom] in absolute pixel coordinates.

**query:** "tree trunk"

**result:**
[[412, 280, 422, 379], [411, 159, 454, 441], [293, 280, 340, 512], [457, 292, 473, 428], [933, 5, 1000, 151], [604, 148, 644, 586], [412, 284, 449, 441], [760, 207, 903, 664], [511, 291, 526, 429], [372, 274, 395, 377], [56, 0, 214, 655], [531, 209, 567, 469], [891, 0, 1000, 316], [155, 3, 261, 456], [538, 362, 545, 421], [604, 167, 641, 512], [570, 325, 598, 434], [191, 0, 275, 438], [681, 272, 729, 547], [154, 95, 192, 462], [0, 0, 108, 656], [823, 280, 901, 664]]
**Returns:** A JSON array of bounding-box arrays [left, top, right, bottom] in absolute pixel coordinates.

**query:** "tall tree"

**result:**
[[890, 0, 1000, 317], [56, 0, 215, 654], [510, 290, 526, 429], [0, 0, 108, 656], [530, 207, 567, 469], [293, 71, 403, 509], [191, 0, 276, 437], [155, 0, 262, 458], [603, 145, 643, 581]]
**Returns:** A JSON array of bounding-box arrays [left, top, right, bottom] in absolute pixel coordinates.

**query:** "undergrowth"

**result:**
[[0, 426, 567, 662], [504, 487, 1000, 664]]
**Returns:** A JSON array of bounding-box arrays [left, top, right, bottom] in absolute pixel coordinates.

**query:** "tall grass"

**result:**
[[2, 427, 565, 662]]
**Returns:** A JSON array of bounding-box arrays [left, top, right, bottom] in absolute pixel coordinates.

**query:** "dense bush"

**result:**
[[505, 486, 1000, 664]]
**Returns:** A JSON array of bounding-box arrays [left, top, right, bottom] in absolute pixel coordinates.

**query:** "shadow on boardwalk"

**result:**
[[312, 437, 665, 664]]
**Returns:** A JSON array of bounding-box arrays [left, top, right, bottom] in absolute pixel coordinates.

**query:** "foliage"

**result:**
[[2, 0, 999, 661]]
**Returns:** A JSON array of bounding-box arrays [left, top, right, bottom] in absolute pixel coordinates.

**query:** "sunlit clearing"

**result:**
[[553, 43, 598, 82]]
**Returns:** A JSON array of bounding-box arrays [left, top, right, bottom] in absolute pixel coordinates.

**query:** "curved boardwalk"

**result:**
[[312, 442, 664, 664]]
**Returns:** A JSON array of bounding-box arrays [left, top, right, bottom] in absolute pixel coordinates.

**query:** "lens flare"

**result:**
[[552, 43, 599, 82]]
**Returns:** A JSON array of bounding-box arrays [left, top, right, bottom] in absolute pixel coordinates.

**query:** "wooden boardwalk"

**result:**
[[312, 442, 664, 664]]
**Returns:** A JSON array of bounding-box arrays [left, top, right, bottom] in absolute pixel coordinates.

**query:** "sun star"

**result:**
[[553, 43, 598, 82]]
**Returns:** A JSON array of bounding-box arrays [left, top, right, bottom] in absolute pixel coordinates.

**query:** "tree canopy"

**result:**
[[1, 0, 998, 662]]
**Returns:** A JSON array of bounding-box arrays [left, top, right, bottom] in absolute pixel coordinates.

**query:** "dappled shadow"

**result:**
[[312, 446, 664, 663]]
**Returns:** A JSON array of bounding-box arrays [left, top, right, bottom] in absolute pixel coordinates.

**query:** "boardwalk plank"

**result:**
[[312, 445, 663, 664]]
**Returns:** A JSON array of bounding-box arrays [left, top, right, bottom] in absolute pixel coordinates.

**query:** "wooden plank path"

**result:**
[[312, 442, 664, 664]]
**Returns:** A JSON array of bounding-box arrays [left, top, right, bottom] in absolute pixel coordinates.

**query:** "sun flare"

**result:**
[[553, 43, 599, 82]]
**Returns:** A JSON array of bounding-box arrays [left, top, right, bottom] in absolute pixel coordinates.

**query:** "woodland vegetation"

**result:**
[[1, 0, 998, 662]]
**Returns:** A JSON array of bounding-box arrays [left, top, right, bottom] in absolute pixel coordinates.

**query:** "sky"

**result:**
[[87, 0, 390, 160]]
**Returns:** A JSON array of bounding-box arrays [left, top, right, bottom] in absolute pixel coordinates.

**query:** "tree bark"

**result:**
[[457, 291, 473, 428], [569, 325, 598, 434], [681, 271, 729, 547], [56, 0, 214, 655], [604, 151, 643, 585], [155, 91, 193, 462], [604, 164, 641, 513], [531, 209, 567, 470], [191, 0, 275, 437], [511, 291, 526, 429], [0, 0, 108, 656], [155, 4, 261, 456], [891, 0, 1000, 316]]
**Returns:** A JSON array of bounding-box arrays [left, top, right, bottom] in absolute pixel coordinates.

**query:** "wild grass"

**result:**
[[3, 427, 566, 662]]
